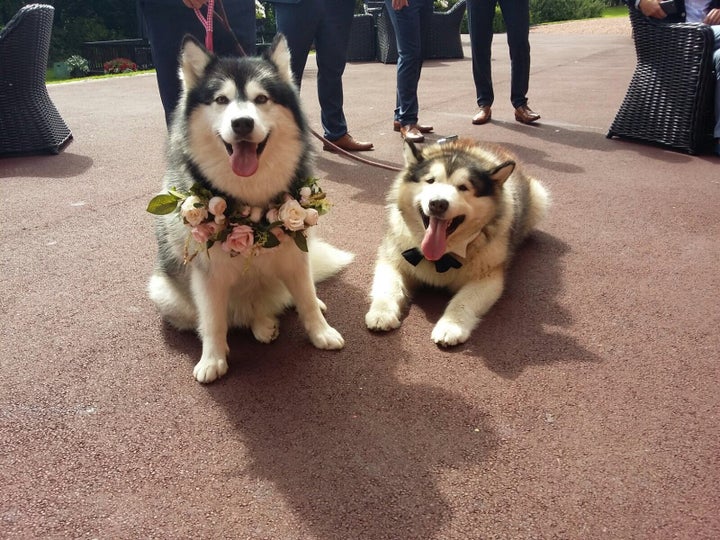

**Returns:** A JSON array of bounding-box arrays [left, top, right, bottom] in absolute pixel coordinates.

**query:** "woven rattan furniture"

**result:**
[[0, 4, 72, 157], [347, 13, 376, 62], [375, 1, 467, 64], [425, 0, 466, 60], [607, 7, 715, 154]]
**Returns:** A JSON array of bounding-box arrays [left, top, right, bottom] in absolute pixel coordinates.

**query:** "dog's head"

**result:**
[[172, 34, 310, 201], [396, 139, 516, 261]]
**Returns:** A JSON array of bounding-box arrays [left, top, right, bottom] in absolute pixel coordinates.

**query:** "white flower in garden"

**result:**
[[180, 195, 208, 227]]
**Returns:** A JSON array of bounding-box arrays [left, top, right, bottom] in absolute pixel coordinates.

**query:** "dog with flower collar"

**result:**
[[147, 34, 353, 383]]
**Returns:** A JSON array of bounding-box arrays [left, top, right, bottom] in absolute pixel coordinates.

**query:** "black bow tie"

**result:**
[[401, 248, 462, 273]]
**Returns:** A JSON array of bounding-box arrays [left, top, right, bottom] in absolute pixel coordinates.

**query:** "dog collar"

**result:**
[[401, 248, 462, 273]]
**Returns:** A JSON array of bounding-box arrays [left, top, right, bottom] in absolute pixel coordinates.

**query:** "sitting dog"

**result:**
[[365, 138, 549, 346], [147, 35, 353, 383]]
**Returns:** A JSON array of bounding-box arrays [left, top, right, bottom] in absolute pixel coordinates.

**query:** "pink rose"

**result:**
[[191, 221, 219, 244], [278, 199, 306, 231], [221, 224, 254, 254]]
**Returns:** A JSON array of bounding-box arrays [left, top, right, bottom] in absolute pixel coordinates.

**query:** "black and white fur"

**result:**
[[148, 35, 352, 383], [366, 139, 549, 346]]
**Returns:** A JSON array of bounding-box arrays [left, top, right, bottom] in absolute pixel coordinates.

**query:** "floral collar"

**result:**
[[147, 177, 329, 264]]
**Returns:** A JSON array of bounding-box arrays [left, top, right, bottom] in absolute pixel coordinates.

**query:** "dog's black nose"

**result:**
[[231, 117, 254, 137], [428, 199, 448, 216]]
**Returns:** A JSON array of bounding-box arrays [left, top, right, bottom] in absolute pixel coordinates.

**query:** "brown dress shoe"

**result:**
[[514, 104, 541, 124], [471, 106, 492, 125], [323, 133, 374, 152], [393, 120, 433, 133], [399, 124, 425, 143]]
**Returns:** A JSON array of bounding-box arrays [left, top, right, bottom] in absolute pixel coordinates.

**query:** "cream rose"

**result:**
[[180, 195, 208, 227], [303, 208, 319, 226], [221, 224, 254, 254], [208, 196, 227, 217], [278, 199, 306, 231]]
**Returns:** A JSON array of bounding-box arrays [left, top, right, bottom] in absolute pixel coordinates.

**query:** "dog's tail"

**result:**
[[308, 237, 354, 283]]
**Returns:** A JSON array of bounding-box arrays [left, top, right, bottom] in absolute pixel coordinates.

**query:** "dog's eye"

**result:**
[[458, 185, 469, 192], [425, 177, 435, 184], [254, 95, 269, 105], [215, 95, 229, 105]]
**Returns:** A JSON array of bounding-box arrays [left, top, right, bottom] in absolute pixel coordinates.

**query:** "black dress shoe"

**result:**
[[471, 105, 492, 125], [323, 133, 374, 152], [514, 104, 541, 124], [393, 120, 433, 133]]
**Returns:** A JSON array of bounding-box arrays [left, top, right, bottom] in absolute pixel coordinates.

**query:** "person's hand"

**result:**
[[704, 8, 720, 25], [638, 0, 667, 19], [392, 0, 409, 10], [182, 0, 207, 9]]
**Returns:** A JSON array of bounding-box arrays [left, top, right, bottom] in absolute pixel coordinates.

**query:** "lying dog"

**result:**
[[365, 138, 549, 346], [147, 35, 352, 383]]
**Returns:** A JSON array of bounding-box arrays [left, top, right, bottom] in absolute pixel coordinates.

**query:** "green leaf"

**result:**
[[147, 194, 180, 215], [263, 231, 280, 248], [292, 231, 308, 252]]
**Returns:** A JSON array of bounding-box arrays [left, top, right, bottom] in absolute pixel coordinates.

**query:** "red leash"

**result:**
[[194, 0, 215, 52]]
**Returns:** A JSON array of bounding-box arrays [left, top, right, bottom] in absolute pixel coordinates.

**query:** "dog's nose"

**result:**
[[231, 117, 254, 137], [428, 199, 448, 216]]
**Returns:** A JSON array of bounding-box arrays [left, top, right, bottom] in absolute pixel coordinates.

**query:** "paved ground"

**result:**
[[2, 19, 719, 540]]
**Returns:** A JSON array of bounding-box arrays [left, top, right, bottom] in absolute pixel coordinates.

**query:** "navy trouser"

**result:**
[[384, 0, 433, 126], [138, 0, 256, 126], [467, 0, 531, 109], [274, 0, 356, 141]]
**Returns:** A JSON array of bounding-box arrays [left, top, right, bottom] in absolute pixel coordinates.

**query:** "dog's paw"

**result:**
[[251, 316, 280, 343], [309, 325, 345, 350], [431, 319, 471, 347], [193, 357, 229, 383], [365, 307, 402, 332]]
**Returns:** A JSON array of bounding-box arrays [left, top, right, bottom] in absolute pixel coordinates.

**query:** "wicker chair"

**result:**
[[347, 13, 376, 62], [425, 0, 466, 60], [375, 0, 467, 64], [0, 4, 72, 157], [607, 7, 715, 154]]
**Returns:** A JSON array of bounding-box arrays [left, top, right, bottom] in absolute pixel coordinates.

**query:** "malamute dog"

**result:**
[[147, 35, 353, 383], [365, 139, 549, 346]]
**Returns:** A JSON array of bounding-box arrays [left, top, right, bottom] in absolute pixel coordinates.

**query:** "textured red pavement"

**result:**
[[1, 30, 719, 539]]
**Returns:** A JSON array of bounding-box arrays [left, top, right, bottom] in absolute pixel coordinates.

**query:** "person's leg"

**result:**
[[467, 0, 497, 108], [139, 0, 206, 125], [274, 1, 318, 89], [315, 0, 355, 140], [215, 0, 257, 57], [385, 0, 424, 126], [499, 0, 530, 108]]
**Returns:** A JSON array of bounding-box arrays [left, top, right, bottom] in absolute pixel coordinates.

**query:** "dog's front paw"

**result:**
[[251, 316, 280, 343], [193, 357, 229, 383], [365, 306, 402, 332], [431, 319, 471, 347], [309, 325, 345, 350]]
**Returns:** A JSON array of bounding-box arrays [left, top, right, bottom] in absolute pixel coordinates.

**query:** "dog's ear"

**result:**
[[488, 160, 515, 186], [179, 34, 212, 91], [403, 139, 424, 166], [268, 34, 294, 85]]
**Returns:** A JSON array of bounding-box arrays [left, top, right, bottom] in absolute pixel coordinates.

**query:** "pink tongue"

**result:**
[[229, 141, 259, 177], [421, 217, 449, 261]]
